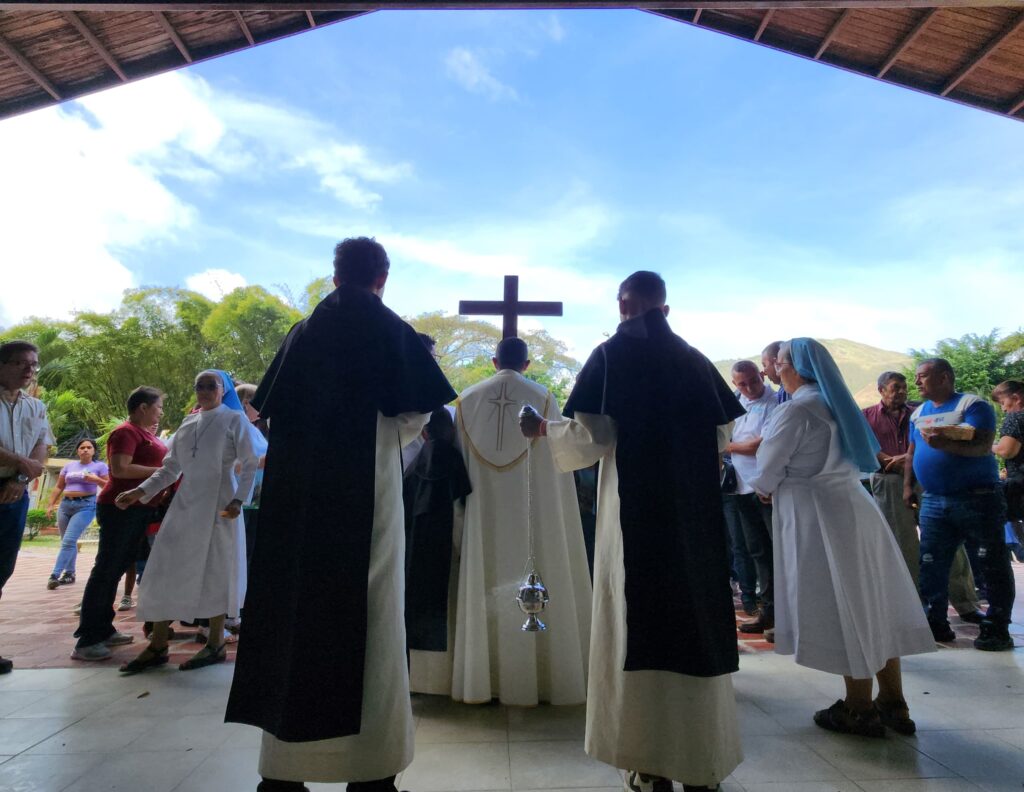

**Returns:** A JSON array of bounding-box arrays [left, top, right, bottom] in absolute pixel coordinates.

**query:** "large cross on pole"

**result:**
[[458, 275, 564, 339]]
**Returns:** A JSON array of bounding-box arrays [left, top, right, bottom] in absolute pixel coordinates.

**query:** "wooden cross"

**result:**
[[458, 275, 563, 339]]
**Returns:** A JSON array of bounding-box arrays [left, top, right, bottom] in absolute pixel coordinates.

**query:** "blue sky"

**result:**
[[1, 9, 1022, 361]]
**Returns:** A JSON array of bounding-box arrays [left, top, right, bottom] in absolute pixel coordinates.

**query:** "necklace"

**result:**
[[191, 413, 217, 457]]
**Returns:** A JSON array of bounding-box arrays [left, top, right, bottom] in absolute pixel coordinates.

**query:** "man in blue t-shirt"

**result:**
[[904, 358, 1016, 651]]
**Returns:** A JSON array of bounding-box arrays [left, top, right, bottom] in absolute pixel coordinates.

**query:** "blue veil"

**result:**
[[207, 369, 269, 456], [787, 338, 880, 474]]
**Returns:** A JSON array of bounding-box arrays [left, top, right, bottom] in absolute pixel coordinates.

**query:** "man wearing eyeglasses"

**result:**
[[0, 340, 54, 674]]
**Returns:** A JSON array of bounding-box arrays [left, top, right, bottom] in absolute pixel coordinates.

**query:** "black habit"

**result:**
[[402, 411, 472, 652], [225, 284, 456, 742], [563, 308, 745, 678]]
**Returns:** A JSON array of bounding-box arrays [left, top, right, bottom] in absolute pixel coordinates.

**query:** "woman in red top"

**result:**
[[71, 386, 167, 662]]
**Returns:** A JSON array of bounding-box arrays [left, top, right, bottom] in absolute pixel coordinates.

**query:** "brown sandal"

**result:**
[[119, 645, 169, 675], [179, 642, 226, 671]]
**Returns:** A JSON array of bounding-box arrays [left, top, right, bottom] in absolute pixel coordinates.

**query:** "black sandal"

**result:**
[[179, 643, 227, 671], [119, 645, 169, 675], [813, 699, 885, 738]]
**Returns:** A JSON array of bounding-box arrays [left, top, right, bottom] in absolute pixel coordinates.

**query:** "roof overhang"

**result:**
[[0, 2, 1022, 122]]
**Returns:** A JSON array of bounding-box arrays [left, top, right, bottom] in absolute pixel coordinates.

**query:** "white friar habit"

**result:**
[[546, 308, 746, 787], [137, 403, 258, 622], [225, 284, 456, 784], [425, 368, 592, 706]]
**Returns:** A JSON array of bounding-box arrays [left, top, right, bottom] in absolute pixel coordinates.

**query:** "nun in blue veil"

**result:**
[[114, 369, 261, 674], [747, 338, 934, 739]]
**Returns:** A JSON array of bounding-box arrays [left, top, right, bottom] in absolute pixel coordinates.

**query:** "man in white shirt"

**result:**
[[725, 360, 778, 638], [0, 341, 54, 674]]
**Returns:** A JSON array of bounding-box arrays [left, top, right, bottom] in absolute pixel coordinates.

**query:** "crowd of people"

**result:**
[[0, 235, 1019, 792]]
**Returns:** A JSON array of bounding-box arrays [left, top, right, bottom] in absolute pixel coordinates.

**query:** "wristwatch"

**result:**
[[15, 474, 29, 484]]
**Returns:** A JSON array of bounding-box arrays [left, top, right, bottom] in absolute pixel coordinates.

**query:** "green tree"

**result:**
[[408, 312, 581, 405], [201, 286, 301, 385], [904, 330, 1024, 402]]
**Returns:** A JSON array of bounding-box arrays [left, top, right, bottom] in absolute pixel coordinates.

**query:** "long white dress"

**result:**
[[546, 413, 742, 787], [137, 404, 258, 621], [426, 369, 592, 706], [259, 411, 429, 783], [747, 385, 935, 679]]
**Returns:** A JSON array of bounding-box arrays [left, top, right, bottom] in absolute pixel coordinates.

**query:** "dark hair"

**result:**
[[126, 386, 163, 414], [992, 379, 1024, 401], [424, 407, 455, 444], [731, 360, 759, 376], [762, 340, 783, 359], [333, 237, 390, 288], [417, 333, 436, 350], [495, 337, 529, 369], [76, 438, 97, 452], [918, 357, 955, 382], [877, 371, 907, 389], [0, 340, 39, 363], [618, 271, 666, 304]]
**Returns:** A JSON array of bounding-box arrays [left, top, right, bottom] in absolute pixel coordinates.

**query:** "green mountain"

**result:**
[[714, 339, 913, 407]]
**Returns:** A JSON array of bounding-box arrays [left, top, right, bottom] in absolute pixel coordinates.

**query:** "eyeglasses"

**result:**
[[3, 360, 40, 373], [194, 382, 220, 392]]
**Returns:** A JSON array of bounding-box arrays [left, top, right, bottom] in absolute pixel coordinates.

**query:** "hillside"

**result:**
[[714, 339, 914, 407]]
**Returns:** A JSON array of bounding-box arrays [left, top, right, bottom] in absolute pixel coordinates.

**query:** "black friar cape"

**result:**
[[225, 284, 456, 742], [563, 308, 745, 678], [402, 410, 472, 652]]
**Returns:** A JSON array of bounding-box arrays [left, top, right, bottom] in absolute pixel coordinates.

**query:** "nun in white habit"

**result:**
[[115, 369, 262, 673], [747, 338, 934, 739]]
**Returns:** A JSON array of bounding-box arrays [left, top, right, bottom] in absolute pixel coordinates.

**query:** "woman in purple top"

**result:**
[[45, 439, 109, 588]]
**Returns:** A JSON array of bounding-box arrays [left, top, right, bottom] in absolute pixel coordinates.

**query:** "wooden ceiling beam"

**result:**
[[305, 9, 317, 26], [0, 31, 61, 100], [940, 10, 1024, 97], [233, 9, 255, 44], [876, 7, 936, 79], [753, 8, 773, 42], [814, 7, 851, 60], [691, 8, 702, 24], [2, 2, 1017, 10], [63, 11, 128, 81], [1008, 92, 1024, 118], [153, 10, 193, 63]]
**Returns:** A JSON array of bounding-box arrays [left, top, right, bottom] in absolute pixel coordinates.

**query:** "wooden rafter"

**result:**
[[0, 30, 60, 99], [305, 9, 317, 26], [153, 10, 193, 63], [876, 7, 936, 79], [63, 11, 127, 81], [1009, 92, 1024, 117], [754, 8, 774, 42], [940, 10, 1024, 97], [233, 9, 254, 44], [692, 8, 702, 24], [814, 7, 851, 60]]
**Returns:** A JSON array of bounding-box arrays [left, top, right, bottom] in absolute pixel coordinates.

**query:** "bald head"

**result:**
[[761, 340, 785, 386]]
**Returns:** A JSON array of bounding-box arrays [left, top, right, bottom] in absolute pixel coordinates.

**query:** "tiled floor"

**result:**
[[0, 547, 1022, 791]]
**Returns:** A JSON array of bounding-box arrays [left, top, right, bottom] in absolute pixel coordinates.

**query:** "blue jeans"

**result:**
[[919, 490, 1016, 628], [0, 491, 30, 598], [722, 493, 756, 601], [51, 495, 96, 577]]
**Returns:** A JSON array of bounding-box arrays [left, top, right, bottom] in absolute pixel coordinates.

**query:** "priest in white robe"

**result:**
[[226, 238, 456, 792], [115, 369, 261, 673], [522, 272, 745, 792], [415, 337, 592, 706]]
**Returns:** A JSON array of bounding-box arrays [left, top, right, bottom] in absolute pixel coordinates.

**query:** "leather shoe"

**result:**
[[930, 622, 956, 642], [958, 611, 985, 625]]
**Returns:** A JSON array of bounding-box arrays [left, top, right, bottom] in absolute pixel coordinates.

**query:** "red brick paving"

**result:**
[[2, 543, 1022, 669]]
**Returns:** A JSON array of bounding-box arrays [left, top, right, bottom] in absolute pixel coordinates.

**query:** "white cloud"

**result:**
[[0, 71, 410, 327], [185, 269, 248, 300], [541, 14, 566, 42], [445, 48, 519, 102]]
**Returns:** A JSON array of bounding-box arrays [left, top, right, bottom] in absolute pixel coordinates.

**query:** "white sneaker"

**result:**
[[117, 596, 133, 611], [71, 643, 112, 661], [105, 631, 134, 646]]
